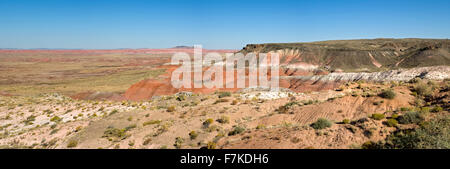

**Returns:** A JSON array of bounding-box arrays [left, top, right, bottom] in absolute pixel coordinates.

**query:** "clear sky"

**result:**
[[0, 0, 449, 49]]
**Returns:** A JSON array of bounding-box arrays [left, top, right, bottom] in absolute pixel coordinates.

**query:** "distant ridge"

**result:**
[[171, 46, 194, 49], [240, 38, 450, 71]]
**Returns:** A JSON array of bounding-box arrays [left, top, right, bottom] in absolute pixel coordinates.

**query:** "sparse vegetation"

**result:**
[[379, 89, 396, 99], [386, 119, 398, 127], [342, 119, 350, 124], [207, 141, 216, 149], [67, 140, 78, 148], [189, 131, 198, 140], [398, 111, 424, 124], [414, 82, 433, 97], [371, 113, 385, 120], [276, 101, 298, 114], [174, 137, 184, 149], [167, 106, 176, 112], [143, 120, 162, 126], [203, 118, 214, 128], [218, 91, 231, 98], [217, 116, 230, 124], [310, 118, 332, 130], [228, 126, 245, 136], [102, 126, 129, 142]]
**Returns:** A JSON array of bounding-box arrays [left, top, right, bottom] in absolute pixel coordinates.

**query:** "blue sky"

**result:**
[[0, 0, 449, 49]]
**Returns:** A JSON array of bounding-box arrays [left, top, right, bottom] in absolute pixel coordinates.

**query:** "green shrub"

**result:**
[[256, 124, 266, 130], [143, 138, 152, 145], [228, 126, 245, 136], [379, 89, 396, 99], [382, 116, 449, 149], [167, 106, 176, 112], [124, 124, 137, 131], [398, 111, 424, 124], [213, 98, 229, 104], [386, 119, 398, 127], [203, 119, 214, 128], [371, 113, 385, 120], [110, 109, 118, 115], [420, 107, 430, 114], [67, 140, 78, 148], [50, 116, 61, 123], [143, 120, 161, 126], [23, 115, 36, 125], [102, 127, 129, 141], [189, 131, 198, 140], [207, 142, 216, 149], [310, 118, 332, 130], [176, 95, 186, 101], [218, 92, 231, 98], [414, 82, 433, 96], [432, 106, 443, 113], [276, 101, 298, 114], [342, 119, 350, 124], [391, 114, 399, 119], [174, 137, 184, 149], [400, 107, 410, 111], [217, 116, 230, 124]]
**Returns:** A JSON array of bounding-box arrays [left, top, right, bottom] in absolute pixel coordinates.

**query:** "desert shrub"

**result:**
[[23, 115, 36, 125], [189, 131, 198, 140], [102, 127, 129, 141], [50, 116, 61, 123], [409, 77, 422, 84], [383, 116, 449, 149], [203, 118, 214, 128], [174, 137, 184, 149], [216, 116, 230, 124], [379, 89, 396, 99], [143, 120, 162, 126], [361, 141, 382, 149], [420, 107, 430, 114], [398, 111, 424, 124], [386, 119, 398, 127], [124, 124, 137, 131], [371, 113, 385, 120], [110, 109, 118, 115], [276, 101, 298, 114], [256, 124, 266, 130], [342, 119, 350, 124], [167, 106, 176, 112], [176, 95, 186, 101], [143, 138, 152, 145], [310, 118, 332, 130], [228, 126, 245, 136], [231, 100, 239, 105], [74, 126, 82, 132], [207, 142, 216, 149], [414, 82, 433, 97], [218, 92, 231, 98], [67, 140, 78, 148], [400, 107, 412, 111], [391, 113, 399, 119], [432, 106, 443, 113], [213, 98, 229, 104]]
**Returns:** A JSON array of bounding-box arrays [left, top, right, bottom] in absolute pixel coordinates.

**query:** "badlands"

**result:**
[[0, 39, 449, 149]]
